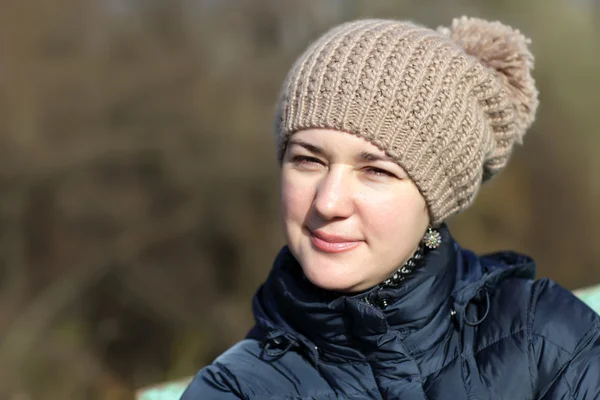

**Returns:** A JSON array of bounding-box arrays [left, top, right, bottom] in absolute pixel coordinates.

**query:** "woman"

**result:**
[[183, 17, 600, 399]]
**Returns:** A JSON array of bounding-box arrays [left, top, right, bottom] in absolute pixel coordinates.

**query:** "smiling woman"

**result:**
[[281, 129, 429, 292], [181, 16, 600, 399]]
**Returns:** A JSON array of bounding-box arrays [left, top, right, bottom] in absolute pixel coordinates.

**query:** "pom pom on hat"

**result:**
[[438, 16, 539, 143]]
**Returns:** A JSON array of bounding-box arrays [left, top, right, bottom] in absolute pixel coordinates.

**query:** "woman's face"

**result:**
[[280, 128, 430, 293]]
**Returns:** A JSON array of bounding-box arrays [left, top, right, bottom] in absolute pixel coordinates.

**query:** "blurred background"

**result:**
[[0, 0, 598, 398]]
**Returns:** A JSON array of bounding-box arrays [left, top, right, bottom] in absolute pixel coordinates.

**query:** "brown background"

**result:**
[[0, 0, 598, 398]]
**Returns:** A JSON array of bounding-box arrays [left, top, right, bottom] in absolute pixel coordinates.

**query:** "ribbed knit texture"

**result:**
[[274, 18, 538, 225]]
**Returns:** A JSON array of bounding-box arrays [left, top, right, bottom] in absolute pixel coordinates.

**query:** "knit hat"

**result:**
[[274, 17, 538, 225]]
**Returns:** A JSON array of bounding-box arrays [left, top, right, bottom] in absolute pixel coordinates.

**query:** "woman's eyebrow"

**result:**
[[288, 140, 325, 156], [357, 151, 393, 163]]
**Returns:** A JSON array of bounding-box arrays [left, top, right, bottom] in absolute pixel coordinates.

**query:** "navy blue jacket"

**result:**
[[182, 227, 600, 399]]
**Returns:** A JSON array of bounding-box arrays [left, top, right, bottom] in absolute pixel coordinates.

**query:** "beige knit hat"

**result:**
[[274, 17, 538, 225]]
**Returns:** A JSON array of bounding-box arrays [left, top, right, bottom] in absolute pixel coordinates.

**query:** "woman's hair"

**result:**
[[274, 17, 538, 225]]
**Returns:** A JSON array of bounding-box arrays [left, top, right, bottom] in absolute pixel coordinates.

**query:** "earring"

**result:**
[[423, 227, 442, 249]]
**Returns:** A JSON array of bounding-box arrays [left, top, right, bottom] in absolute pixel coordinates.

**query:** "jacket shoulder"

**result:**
[[479, 269, 599, 349], [474, 274, 600, 396], [473, 273, 598, 354], [530, 278, 600, 353], [528, 278, 600, 396], [182, 339, 334, 399], [181, 340, 260, 399]]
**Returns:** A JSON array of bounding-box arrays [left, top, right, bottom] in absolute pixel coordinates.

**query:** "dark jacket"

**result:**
[[182, 227, 600, 399]]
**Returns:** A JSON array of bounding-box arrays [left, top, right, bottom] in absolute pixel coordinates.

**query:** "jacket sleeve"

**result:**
[[180, 363, 245, 400], [530, 278, 600, 399]]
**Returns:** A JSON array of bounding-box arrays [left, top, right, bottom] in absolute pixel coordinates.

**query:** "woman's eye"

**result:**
[[292, 155, 323, 166], [365, 167, 395, 178]]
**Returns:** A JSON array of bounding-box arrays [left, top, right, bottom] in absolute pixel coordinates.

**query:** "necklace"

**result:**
[[380, 245, 425, 288], [361, 245, 427, 308]]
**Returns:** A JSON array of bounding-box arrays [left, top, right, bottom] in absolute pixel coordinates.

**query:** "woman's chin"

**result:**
[[302, 268, 368, 293]]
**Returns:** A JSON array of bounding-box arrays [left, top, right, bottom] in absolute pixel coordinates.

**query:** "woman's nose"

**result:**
[[313, 167, 355, 220]]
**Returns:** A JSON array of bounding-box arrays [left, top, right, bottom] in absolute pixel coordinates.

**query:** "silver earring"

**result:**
[[423, 227, 442, 249]]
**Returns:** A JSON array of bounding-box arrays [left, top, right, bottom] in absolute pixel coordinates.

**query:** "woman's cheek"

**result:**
[[281, 178, 313, 220], [359, 190, 426, 238]]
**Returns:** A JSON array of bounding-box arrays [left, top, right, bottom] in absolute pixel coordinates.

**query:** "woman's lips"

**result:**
[[309, 229, 362, 253]]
